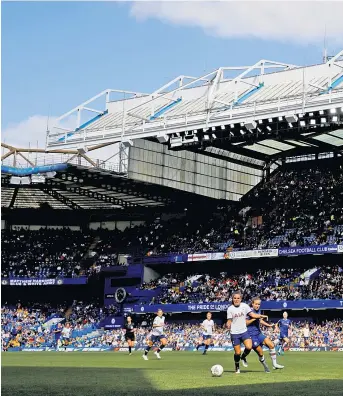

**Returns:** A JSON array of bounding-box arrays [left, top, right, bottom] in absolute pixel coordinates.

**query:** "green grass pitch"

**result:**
[[1, 352, 342, 396]]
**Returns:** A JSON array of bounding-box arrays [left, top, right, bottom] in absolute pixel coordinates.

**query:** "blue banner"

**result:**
[[140, 254, 187, 264], [278, 244, 338, 256], [99, 316, 125, 329], [134, 299, 343, 313], [1, 277, 88, 286]]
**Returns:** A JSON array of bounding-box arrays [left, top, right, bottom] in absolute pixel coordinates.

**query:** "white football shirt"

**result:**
[[303, 328, 310, 337], [152, 315, 165, 336], [202, 319, 214, 335], [227, 303, 252, 334], [61, 327, 71, 338]]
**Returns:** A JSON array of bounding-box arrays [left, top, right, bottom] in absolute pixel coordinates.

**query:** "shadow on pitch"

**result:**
[[2, 366, 343, 396]]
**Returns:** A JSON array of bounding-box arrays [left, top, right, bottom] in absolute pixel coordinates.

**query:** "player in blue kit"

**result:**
[[276, 311, 292, 355], [246, 297, 284, 370]]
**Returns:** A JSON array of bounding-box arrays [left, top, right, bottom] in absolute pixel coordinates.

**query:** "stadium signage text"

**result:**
[[2, 277, 88, 286], [229, 249, 278, 260], [278, 244, 338, 256], [135, 244, 343, 265], [134, 300, 343, 313]]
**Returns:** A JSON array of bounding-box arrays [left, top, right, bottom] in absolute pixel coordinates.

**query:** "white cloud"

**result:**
[[130, 1, 343, 46], [2, 115, 73, 148]]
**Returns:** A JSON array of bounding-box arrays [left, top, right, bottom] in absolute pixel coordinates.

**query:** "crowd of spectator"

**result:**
[[3, 310, 342, 350], [0, 301, 122, 351], [1, 229, 93, 278], [1, 163, 343, 278], [142, 266, 343, 304]]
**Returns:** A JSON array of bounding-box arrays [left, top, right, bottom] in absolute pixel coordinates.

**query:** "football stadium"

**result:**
[[1, 48, 343, 396]]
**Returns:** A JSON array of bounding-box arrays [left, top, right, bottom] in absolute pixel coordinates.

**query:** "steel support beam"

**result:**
[[44, 187, 83, 210]]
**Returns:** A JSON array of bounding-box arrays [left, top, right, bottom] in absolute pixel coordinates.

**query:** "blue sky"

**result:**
[[2, 1, 342, 148]]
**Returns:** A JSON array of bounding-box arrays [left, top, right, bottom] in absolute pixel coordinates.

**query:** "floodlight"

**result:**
[[157, 135, 169, 143], [285, 114, 298, 123], [244, 121, 257, 130]]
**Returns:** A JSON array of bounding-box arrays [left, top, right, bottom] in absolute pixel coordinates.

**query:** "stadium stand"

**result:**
[[2, 51, 343, 355], [2, 302, 342, 350], [1, 229, 93, 278], [139, 266, 343, 304], [1, 160, 343, 278]]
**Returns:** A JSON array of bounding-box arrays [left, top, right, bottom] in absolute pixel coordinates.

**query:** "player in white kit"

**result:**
[[303, 323, 310, 350], [227, 292, 269, 373], [196, 312, 215, 355], [142, 309, 167, 360]]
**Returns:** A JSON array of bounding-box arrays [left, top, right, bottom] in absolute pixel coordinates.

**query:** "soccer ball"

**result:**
[[211, 364, 224, 377]]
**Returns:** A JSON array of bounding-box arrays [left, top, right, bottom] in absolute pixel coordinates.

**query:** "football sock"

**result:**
[[269, 348, 277, 365], [144, 346, 151, 356], [241, 348, 252, 361], [234, 354, 241, 370], [129, 346, 132, 353], [205, 344, 209, 351], [157, 344, 165, 353]]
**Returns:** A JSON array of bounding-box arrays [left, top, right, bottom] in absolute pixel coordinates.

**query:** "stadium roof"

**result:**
[[47, 50, 343, 162], [1, 163, 219, 210]]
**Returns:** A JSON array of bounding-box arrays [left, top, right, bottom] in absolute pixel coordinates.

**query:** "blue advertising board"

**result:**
[[2, 277, 88, 286], [278, 244, 338, 256], [133, 299, 343, 313]]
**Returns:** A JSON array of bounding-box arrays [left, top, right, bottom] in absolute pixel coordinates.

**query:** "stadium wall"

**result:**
[[128, 140, 262, 201]]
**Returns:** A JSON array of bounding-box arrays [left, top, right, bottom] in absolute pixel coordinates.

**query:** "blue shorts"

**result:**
[[150, 334, 166, 344], [280, 332, 288, 340], [231, 331, 251, 346], [203, 335, 212, 340], [250, 332, 267, 348]]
